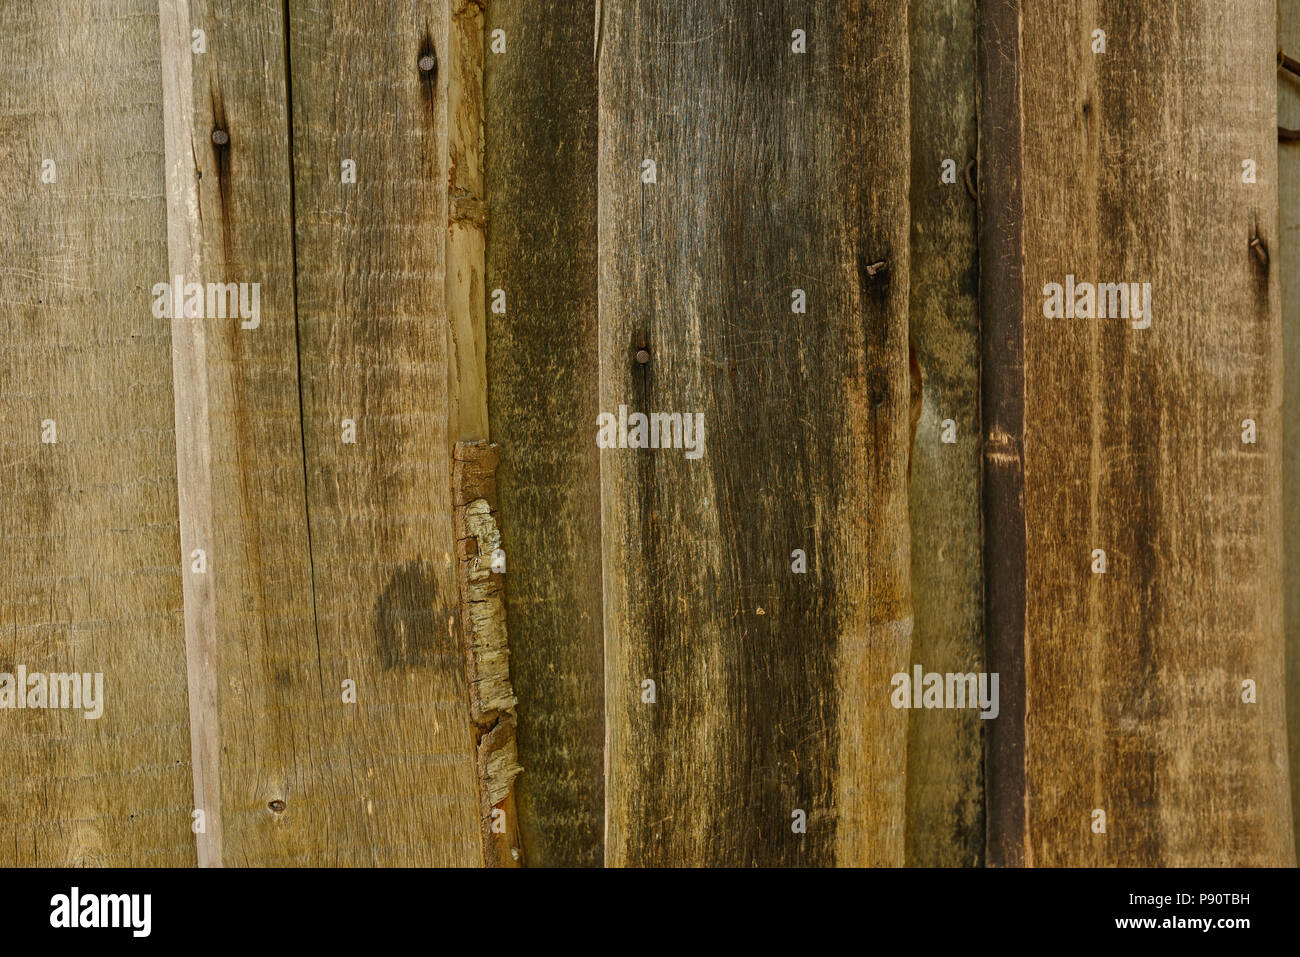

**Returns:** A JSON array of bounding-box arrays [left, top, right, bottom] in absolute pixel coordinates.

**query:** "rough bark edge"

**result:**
[[454, 440, 523, 867]]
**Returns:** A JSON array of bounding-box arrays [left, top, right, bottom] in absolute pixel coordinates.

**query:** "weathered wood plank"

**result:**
[[173, 0, 336, 866], [976, 0, 1029, 871], [599, 1, 912, 866], [0, 0, 194, 866], [483, 0, 604, 867], [1281, 0, 1300, 862], [906, 0, 985, 867], [1011, 0, 1293, 864], [285, 0, 482, 866]]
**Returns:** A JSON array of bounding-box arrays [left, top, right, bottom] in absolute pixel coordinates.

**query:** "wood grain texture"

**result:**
[[1014, 0, 1293, 864], [483, 0, 605, 867], [599, 1, 912, 866], [906, 0, 985, 867], [284, 0, 481, 865], [976, 0, 1028, 868], [0, 0, 195, 866], [181, 0, 335, 866], [448, 0, 489, 443], [159, 0, 222, 866], [1282, 0, 1300, 863]]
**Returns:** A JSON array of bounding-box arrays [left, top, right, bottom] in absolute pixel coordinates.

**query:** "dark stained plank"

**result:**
[[976, 0, 1029, 870], [599, 0, 913, 866], [484, 0, 605, 867]]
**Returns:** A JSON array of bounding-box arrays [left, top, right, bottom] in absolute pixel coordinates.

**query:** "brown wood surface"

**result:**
[[178, 0, 331, 866], [598, 0, 913, 866], [0, 0, 195, 866], [0, 0, 1294, 871], [907, 0, 986, 867], [283, 0, 481, 865], [484, 0, 605, 867], [1009, 0, 1293, 865], [977, 0, 1029, 869]]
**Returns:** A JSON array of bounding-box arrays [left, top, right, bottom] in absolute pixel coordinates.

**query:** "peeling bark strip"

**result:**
[[454, 441, 523, 867]]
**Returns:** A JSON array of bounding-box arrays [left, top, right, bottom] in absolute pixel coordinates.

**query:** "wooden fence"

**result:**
[[0, 0, 1295, 867]]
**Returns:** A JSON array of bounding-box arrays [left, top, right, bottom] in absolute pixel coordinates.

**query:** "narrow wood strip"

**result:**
[[453, 440, 522, 867], [158, 0, 223, 867], [482, 0, 604, 867], [906, 0, 986, 867], [1278, 0, 1300, 861], [448, 0, 489, 444], [976, 0, 1028, 868]]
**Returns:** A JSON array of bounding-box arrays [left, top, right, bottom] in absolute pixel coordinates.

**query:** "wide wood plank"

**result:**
[[1013, 0, 1293, 865], [0, 0, 194, 867], [599, 0, 912, 866], [285, 0, 481, 866]]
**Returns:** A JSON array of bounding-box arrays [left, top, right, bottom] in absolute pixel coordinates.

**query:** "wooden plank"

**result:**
[[1281, 0, 1300, 862], [599, 1, 912, 866], [171, 0, 338, 865], [0, 0, 194, 866], [158, 0, 222, 867], [906, 0, 985, 867], [1010, 0, 1293, 864], [483, 0, 605, 867], [977, 0, 1029, 871], [285, 0, 482, 866]]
